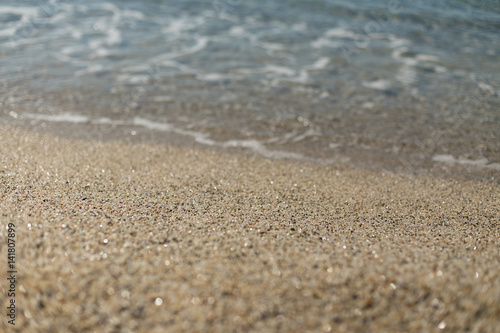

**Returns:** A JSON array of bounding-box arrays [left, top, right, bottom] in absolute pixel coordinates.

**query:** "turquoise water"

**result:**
[[1, 0, 499, 175]]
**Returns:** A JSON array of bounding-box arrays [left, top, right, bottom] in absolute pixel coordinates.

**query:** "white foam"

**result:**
[[432, 154, 456, 163], [222, 139, 304, 159], [61, 45, 84, 56], [319, 91, 330, 99], [23, 113, 131, 126], [91, 4, 123, 46], [45, 11, 68, 25], [21, 112, 317, 162], [259, 66, 310, 85], [96, 117, 126, 125], [0, 5, 39, 17], [196, 73, 237, 82], [324, 27, 358, 39], [161, 16, 205, 34], [105, 27, 122, 45], [432, 154, 500, 170], [416, 54, 439, 62], [212, 11, 239, 23], [0, 27, 18, 37], [66, 26, 83, 40], [396, 66, 417, 86], [265, 132, 297, 145], [311, 26, 360, 49], [287, 70, 309, 83], [133, 117, 306, 159], [388, 36, 411, 48], [88, 42, 112, 57], [74, 64, 104, 77], [122, 9, 146, 20], [132, 117, 173, 131], [229, 26, 245, 36], [311, 37, 342, 49], [95, 3, 120, 13], [478, 82, 495, 94], [397, 55, 418, 66], [197, 73, 222, 81], [392, 48, 441, 70], [175, 36, 208, 58], [391, 47, 407, 59], [264, 65, 295, 76], [290, 128, 321, 143], [362, 80, 391, 90], [23, 113, 89, 123], [434, 65, 447, 73], [309, 57, 330, 70]]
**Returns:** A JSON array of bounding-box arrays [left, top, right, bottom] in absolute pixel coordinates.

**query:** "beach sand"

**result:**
[[0, 126, 499, 332]]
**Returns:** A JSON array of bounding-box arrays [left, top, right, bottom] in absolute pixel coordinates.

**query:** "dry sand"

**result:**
[[0, 126, 499, 332]]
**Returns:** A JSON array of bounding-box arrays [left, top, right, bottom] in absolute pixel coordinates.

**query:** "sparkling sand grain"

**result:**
[[0, 126, 498, 332]]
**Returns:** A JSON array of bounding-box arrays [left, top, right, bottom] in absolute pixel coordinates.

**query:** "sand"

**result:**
[[0, 125, 499, 332]]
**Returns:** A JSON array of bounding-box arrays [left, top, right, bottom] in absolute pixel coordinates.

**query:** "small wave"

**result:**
[[160, 16, 206, 35], [362, 80, 392, 90], [74, 64, 105, 77], [23, 113, 89, 123], [324, 27, 359, 39], [0, 5, 39, 17], [432, 155, 500, 170], [311, 26, 357, 49], [21, 112, 331, 162], [308, 57, 330, 70]]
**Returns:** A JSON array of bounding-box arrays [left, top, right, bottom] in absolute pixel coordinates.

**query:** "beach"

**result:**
[[1, 1, 499, 331], [1, 125, 498, 332]]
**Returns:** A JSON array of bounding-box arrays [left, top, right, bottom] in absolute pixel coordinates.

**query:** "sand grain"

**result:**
[[0, 126, 499, 332]]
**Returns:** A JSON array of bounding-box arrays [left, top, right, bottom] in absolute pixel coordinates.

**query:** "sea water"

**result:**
[[1, 0, 499, 176]]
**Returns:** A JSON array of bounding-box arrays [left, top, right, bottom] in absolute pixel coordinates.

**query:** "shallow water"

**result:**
[[1, 0, 499, 177]]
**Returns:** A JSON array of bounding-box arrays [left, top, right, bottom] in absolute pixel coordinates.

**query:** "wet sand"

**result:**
[[0, 126, 499, 332]]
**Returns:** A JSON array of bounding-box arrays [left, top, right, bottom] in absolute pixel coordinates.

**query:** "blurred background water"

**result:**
[[1, 0, 499, 177]]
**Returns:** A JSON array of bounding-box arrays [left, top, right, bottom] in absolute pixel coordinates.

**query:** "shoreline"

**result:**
[[1, 125, 499, 332], [3, 116, 499, 184]]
